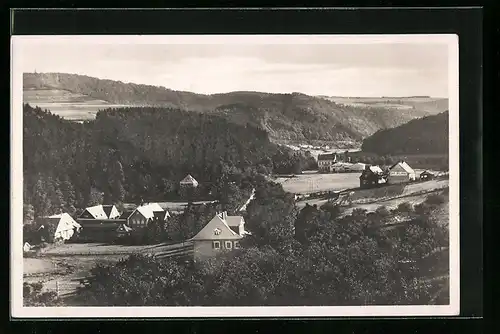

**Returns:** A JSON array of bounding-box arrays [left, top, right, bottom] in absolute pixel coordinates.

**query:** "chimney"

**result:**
[[222, 211, 227, 220]]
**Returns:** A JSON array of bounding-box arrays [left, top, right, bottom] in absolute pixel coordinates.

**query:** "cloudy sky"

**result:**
[[16, 37, 450, 97]]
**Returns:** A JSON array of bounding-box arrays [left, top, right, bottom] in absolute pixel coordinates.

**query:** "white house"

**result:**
[[79, 204, 121, 220], [180, 174, 199, 188], [37, 213, 82, 242], [189, 211, 247, 261]]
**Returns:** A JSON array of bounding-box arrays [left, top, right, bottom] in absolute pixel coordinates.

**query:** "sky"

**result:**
[[16, 36, 451, 97]]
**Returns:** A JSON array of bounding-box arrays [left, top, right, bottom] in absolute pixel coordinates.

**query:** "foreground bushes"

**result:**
[[78, 191, 449, 306]]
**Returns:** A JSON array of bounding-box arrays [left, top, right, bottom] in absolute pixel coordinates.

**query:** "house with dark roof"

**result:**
[[388, 161, 417, 184], [359, 165, 386, 188], [189, 211, 247, 262], [419, 170, 435, 181]]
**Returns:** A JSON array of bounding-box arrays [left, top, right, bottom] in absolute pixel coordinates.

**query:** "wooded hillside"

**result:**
[[24, 72, 443, 145], [361, 111, 449, 155]]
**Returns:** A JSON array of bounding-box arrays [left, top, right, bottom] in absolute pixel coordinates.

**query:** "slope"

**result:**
[[360, 111, 449, 155], [24, 72, 443, 145]]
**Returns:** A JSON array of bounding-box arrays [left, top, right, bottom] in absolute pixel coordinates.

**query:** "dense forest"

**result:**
[[74, 182, 450, 306], [24, 72, 445, 145], [23, 104, 315, 220], [361, 111, 449, 156]]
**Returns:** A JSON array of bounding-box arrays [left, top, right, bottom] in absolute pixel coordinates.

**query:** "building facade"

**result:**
[[190, 212, 246, 262], [359, 165, 386, 188], [317, 153, 338, 172], [387, 161, 417, 184]]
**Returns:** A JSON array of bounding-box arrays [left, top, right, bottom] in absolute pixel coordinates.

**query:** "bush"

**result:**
[[396, 202, 413, 213], [23, 282, 62, 306], [426, 193, 446, 206]]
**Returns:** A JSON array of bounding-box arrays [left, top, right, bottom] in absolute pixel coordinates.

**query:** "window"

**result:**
[[234, 241, 240, 249], [214, 228, 221, 235], [225, 241, 233, 249], [213, 241, 221, 249]]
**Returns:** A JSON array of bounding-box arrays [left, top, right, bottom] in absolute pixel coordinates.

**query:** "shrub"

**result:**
[[396, 202, 413, 213], [425, 193, 446, 206], [23, 282, 62, 306]]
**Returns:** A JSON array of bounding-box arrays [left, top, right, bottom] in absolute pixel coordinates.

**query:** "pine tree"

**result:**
[[32, 178, 50, 218]]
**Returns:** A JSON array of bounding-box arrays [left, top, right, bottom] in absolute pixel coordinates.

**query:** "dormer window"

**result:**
[[214, 228, 221, 235]]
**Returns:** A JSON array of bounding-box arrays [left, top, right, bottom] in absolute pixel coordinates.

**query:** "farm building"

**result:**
[[359, 165, 386, 188], [119, 203, 170, 228], [189, 211, 247, 262], [79, 204, 120, 219], [102, 205, 121, 219], [388, 161, 417, 184], [420, 170, 435, 181], [180, 174, 199, 188], [317, 153, 339, 172], [37, 213, 82, 242], [76, 218, 125, 242]]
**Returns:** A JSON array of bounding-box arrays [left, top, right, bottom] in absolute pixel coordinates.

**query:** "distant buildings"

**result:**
[[387, 161, 416, 184], [77, 202, 170, 242], [317, 153, 338, 172], [180, 174, 199, 188], [189, 211, 247, 262]]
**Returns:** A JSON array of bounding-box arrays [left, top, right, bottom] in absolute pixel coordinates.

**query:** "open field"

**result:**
[[39, 241, 190, 256], [24, 89, 135, 121], [320, 96, 448, 114], [275, 172, 361, 194]]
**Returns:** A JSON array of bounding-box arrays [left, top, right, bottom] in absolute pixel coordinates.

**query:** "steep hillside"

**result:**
[[361, 111, 449, 155], [24, 72, 442, 145]]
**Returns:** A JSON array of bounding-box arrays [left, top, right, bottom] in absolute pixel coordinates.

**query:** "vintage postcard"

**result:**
[[11, 34, 459, 318]]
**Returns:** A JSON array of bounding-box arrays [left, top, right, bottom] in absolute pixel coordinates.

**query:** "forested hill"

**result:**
[[361, 111, 449, 155], [23, 104, 316, 218], [24, 72, 442, 146]]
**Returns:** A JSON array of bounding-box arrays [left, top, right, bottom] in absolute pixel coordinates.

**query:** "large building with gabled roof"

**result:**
[[79, 204, 120, 220], [189, 211, 247, 261], [388, 160, 417, 184]]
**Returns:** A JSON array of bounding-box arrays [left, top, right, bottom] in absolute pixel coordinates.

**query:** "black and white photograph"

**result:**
[[11, 34, 459, 317]]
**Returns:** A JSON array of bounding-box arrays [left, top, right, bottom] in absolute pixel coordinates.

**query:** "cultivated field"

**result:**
[[39, 241, 190, 256], [24, 89, 132, 121], [275, 172, 361, 194], [321, 96, 449, 114]]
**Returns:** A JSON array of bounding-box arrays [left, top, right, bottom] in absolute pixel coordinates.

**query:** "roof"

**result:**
[[144, 202, 164, 212], [318, 153, 337, 161], [50, 213, 81, 234], [390, 161, 416, 174], [180, 174, 198, 184], [119, 211, 134, 219], [369, 166, 384, 174], [102, 205, 120, 218], [135, 205, 155, 219], [190, 215, 242, 241], [225, 216, 244, 227], [420, 170, 434, 175], [81, 205, 108, 219]]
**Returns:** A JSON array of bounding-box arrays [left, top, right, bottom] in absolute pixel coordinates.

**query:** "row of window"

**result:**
[[213, 240, 240, 250]]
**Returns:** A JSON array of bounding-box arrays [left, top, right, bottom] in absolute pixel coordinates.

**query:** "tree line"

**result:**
[[23, 104, 314, 221]]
